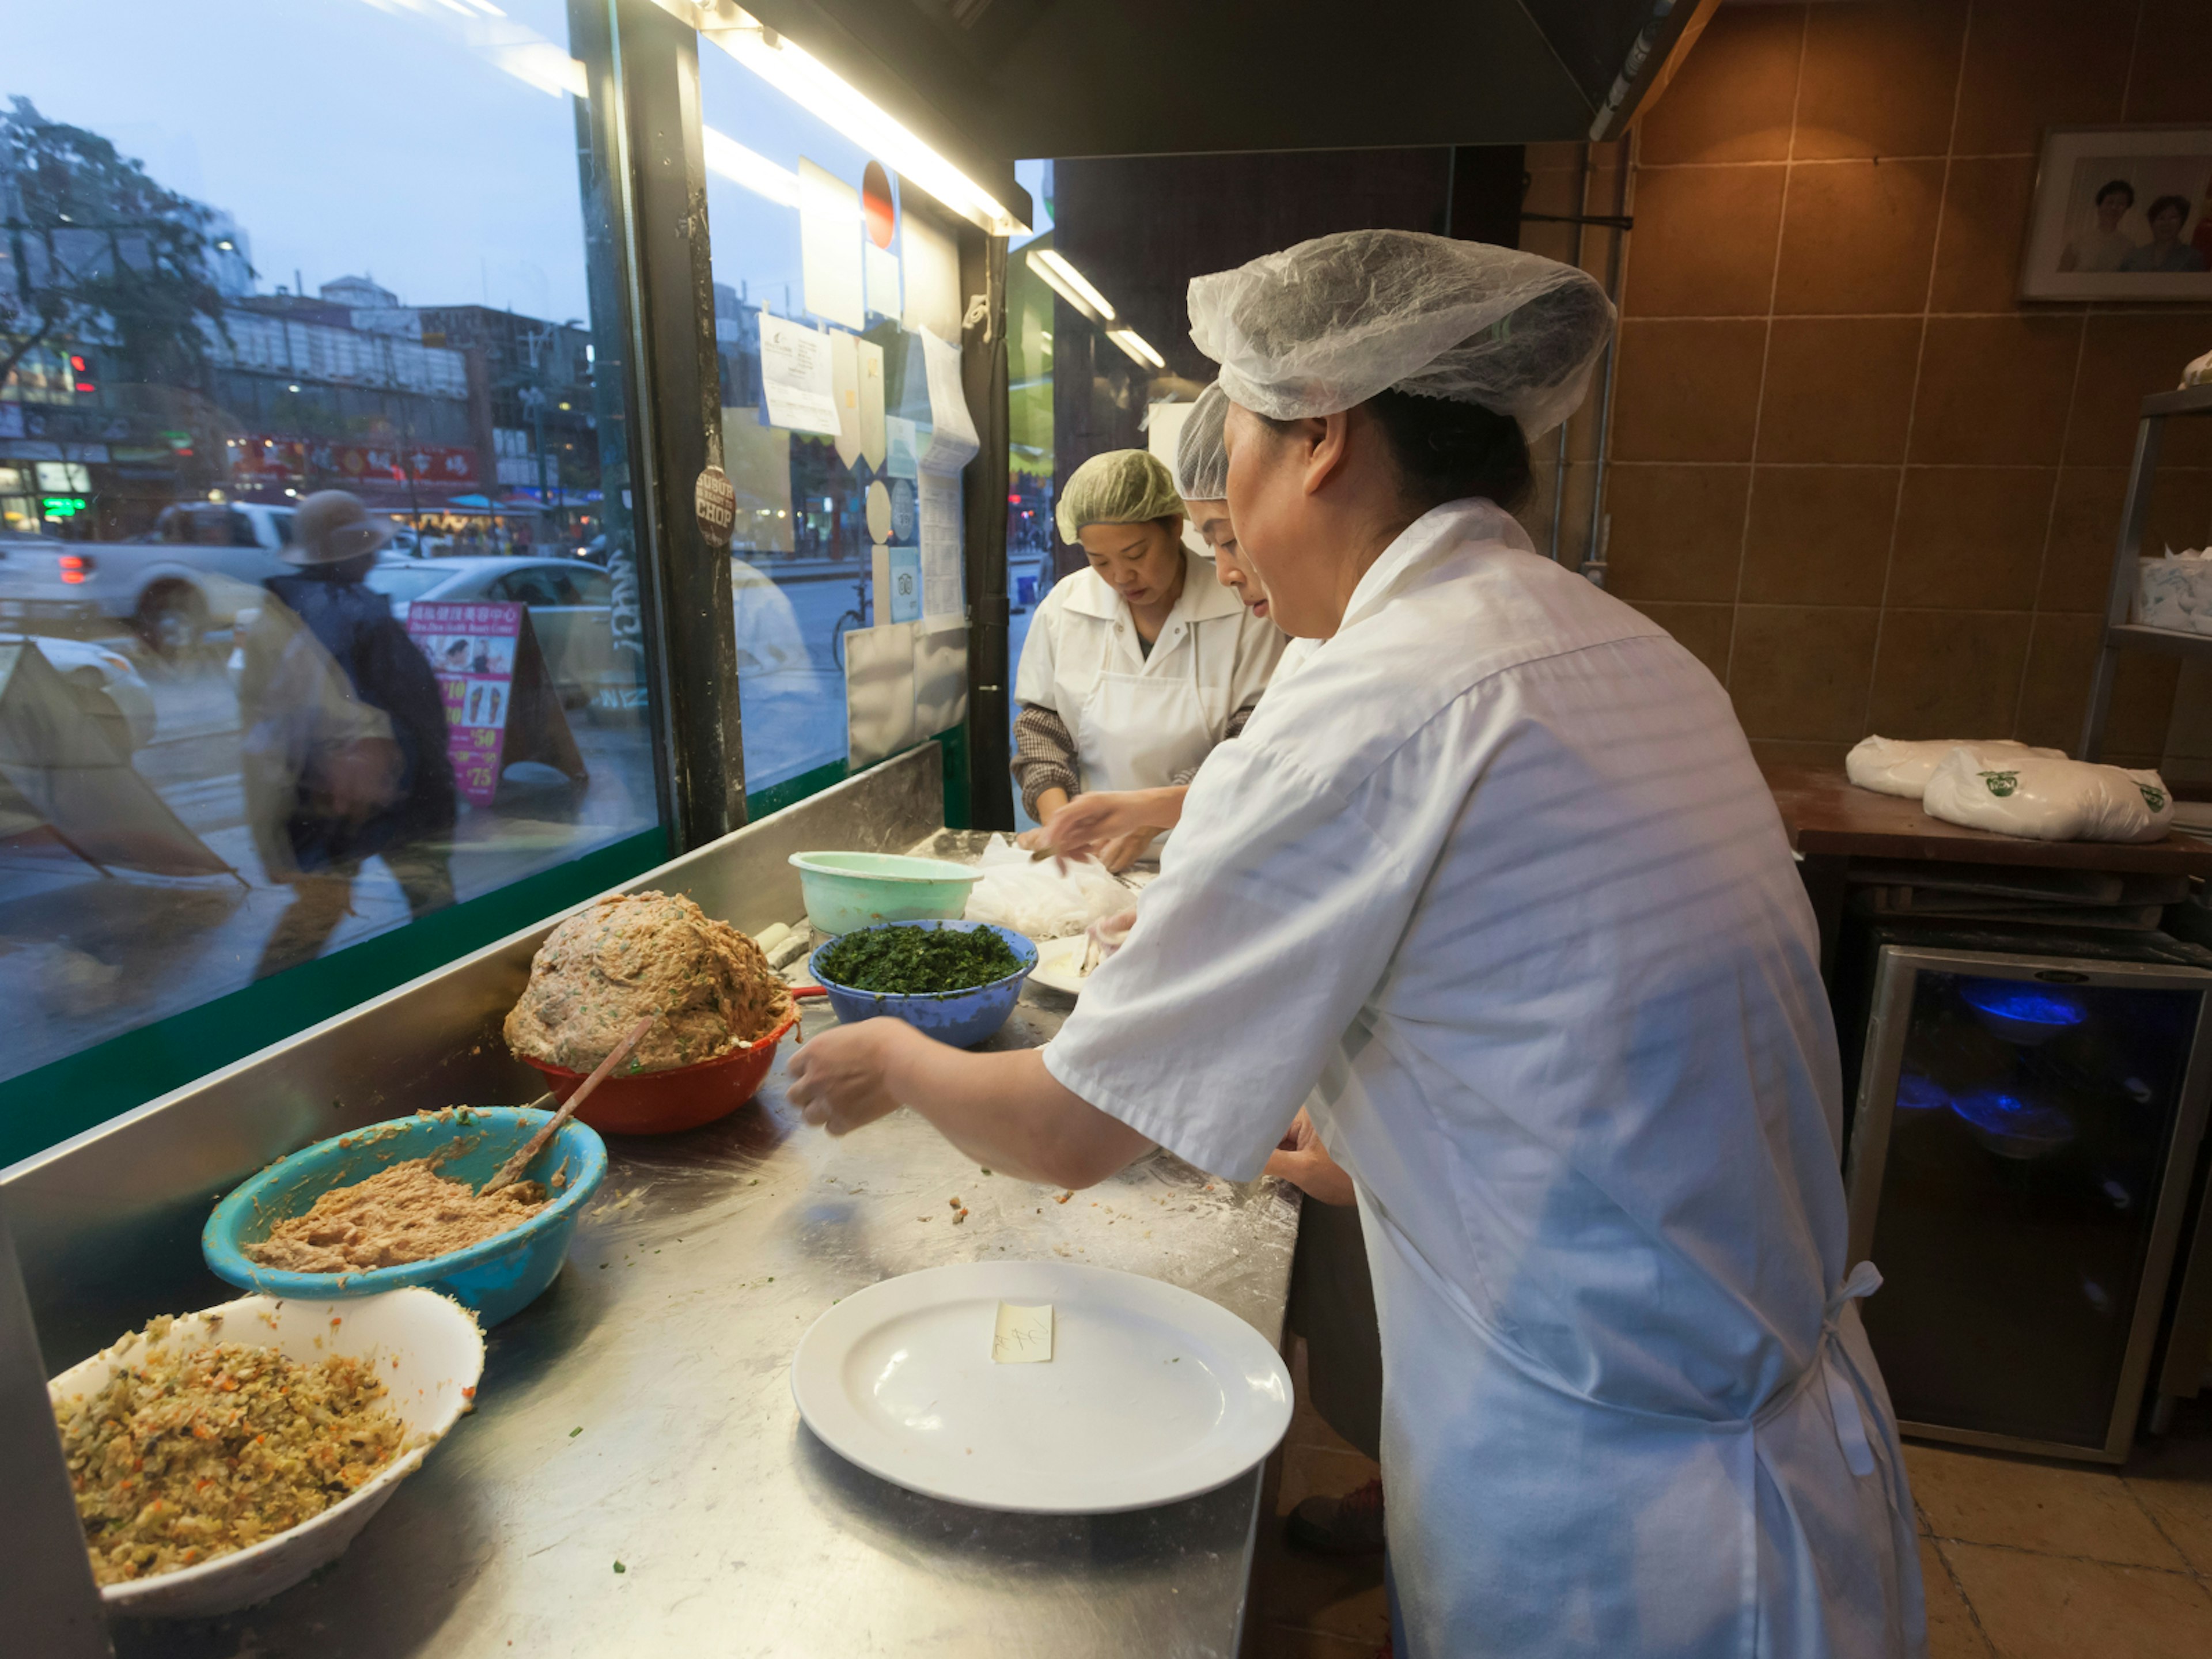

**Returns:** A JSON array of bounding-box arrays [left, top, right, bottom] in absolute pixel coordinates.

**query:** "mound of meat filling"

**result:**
[[503, 890, 794, 1074]]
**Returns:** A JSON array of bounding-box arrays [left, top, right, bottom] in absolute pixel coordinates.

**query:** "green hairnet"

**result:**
[[1055, 449, 1183, 544]]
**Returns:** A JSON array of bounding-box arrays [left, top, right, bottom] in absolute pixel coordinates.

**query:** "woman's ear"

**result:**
[[1302, 412, 1351, 498]]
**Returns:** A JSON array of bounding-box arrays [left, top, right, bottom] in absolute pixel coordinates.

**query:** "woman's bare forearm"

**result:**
[[884, 1039, 1150, 1188]]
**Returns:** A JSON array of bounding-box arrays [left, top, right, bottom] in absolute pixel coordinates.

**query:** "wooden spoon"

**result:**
[[481, 1015, 655, 1195]]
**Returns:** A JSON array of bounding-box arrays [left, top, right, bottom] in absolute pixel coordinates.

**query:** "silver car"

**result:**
[[368, 556, 620, 707], [223, 556, 622, 710]]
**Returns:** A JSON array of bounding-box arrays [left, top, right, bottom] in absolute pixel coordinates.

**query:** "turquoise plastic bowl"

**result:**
[[787, 850, 984, 936], [203, 1108, 606, 1328], [809, 921, 1038, 1048]]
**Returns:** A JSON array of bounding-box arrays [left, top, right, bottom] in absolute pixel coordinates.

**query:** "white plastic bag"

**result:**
[[1922, 747, 2175, 843], [963, 834, 1132, 939], [1846, 735, 2062, 798], [2135, 548, 2212, 635]]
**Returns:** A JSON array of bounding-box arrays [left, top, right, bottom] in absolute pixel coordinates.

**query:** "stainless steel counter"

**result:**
[[10, 752, 1302, 1658]]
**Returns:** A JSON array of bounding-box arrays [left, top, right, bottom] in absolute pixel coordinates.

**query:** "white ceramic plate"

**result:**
[[1027, 934, 1094, 997], [791, 1260, 1291, 1513], [48, 1289, 483, 1618]]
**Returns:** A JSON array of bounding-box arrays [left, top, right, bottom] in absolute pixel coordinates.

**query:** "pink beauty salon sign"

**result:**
[[407, 600, 521, 806]]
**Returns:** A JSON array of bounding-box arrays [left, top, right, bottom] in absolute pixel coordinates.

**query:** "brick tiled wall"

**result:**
[[1581, 0, 2212, 769]]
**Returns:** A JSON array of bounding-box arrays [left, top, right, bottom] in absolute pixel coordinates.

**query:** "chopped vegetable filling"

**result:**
[[55, 1322, 408, 1585]]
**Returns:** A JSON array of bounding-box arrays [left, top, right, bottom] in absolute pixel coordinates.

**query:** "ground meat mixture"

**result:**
[[503, 889, 794, 1074], [56, 1319, 407, 1585], [244, 1158, 546, 1273]]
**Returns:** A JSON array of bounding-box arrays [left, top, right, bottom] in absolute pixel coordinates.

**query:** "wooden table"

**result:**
[[1761, 761, 2212, 985], [1762, 761, 2212, 876]]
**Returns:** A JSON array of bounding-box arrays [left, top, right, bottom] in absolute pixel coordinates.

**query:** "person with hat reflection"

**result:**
[[238, 489, 456, 977]]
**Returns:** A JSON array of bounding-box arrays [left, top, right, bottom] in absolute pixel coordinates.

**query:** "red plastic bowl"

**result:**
[[519, 1003, 806, 1135]]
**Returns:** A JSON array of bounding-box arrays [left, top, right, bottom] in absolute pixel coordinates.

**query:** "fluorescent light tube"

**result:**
[[1025, 248, 1116, 322], [707, 10, 1027, 236], [703, 126, 802, 208], [1108, 328, 1164, 370]]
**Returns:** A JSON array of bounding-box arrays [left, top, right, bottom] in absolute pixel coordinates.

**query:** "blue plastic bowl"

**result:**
[[203, 1107, 607, 1327], [809, 921, 1038, 1049]]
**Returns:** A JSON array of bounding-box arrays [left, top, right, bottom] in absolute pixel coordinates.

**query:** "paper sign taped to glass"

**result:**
[[913, 619, 968, 737], [798, 157, 864, 331], [916, 328, 980, 475], [844, 621, 918, 769], [758, 315, 840, 437], [913, 328, 976, 625]]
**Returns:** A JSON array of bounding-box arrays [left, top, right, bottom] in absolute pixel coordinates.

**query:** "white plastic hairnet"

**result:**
[[1187, 229, 1616, 440], [1173, 381, 1232, 501], [1055, 449, 1183, 544]]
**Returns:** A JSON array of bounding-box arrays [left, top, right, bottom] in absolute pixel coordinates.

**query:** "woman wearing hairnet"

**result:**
[[1037, 384, 1298, 863], [1009, 446, 1282, 870], [792, 230, 1923, 1658]]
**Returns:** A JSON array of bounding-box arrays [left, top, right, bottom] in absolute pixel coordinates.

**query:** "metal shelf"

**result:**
[[2104, 623, 2212, 662], [2079, 383, 2212, 761]]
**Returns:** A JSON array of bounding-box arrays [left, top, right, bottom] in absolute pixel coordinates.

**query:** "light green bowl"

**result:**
[[788, 850, 984, 936]]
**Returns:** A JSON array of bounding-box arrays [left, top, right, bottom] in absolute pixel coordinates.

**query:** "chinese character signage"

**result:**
[[407, 600, 521, 805], [232, 434, 478, 486]]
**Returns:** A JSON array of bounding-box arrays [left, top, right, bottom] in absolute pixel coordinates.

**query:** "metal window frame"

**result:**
[[1844, 945, 2212, 1462], [577, 0, 749, 849]]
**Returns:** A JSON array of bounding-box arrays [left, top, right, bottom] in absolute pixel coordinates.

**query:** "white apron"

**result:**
[[1013, 548, 1283, 799], [1046, 500, 1926, 1659]]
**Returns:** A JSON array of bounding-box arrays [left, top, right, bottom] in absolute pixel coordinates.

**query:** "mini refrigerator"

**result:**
[[1845, 940, 2212, 1461]]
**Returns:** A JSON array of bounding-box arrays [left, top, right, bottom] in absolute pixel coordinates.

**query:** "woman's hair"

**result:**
[[2147, 194, 2192, 224], [2096, 179, 2135, 208], [1361, 389, 1533, 514]]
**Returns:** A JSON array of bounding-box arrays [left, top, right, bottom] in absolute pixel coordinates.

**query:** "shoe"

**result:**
[[1285, 1475, 1385, 1556]]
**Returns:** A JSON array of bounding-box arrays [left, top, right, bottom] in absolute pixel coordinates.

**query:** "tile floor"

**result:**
[[1243, 1347, 2212, 1659], [1911, 1399, 2212, 1659], [1242, 1340, 1389, 1658]]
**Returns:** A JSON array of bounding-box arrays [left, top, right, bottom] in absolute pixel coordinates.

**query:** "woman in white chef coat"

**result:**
[[1010, 448, 1282, 870], [791, 230, 1923, 1659]]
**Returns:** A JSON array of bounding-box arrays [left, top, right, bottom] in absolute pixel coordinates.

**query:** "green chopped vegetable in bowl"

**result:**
[[817, 924, 1022, 993], [808, 921, 1038, 1048]]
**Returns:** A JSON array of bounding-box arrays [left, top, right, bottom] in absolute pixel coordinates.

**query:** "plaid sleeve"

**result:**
[[1012, 702, 1080, 819]]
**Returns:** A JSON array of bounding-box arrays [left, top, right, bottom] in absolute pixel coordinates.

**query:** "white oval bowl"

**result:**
[[46, 1288, 484, 1618]]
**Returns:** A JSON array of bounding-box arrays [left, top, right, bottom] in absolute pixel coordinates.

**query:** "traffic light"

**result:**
[[69, 354, 95, 395]]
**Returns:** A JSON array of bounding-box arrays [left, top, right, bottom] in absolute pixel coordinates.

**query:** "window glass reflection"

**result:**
[[696, 40, 972, 795], [1, 0, 658, 1085]]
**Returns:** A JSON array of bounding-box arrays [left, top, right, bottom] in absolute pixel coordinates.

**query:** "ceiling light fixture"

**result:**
[[706, 8, 1026, 236]]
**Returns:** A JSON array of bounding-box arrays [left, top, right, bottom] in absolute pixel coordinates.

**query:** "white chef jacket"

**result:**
[[1014, 548, 1283, 796], [1047, 499, 1925, 1659]]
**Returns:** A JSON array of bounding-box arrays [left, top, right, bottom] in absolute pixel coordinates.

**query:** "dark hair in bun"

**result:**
[[1362, 389, 1532, 514]]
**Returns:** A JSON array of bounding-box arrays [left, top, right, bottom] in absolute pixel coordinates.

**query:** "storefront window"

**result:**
[[0, 1, 662, 1108], [695, 35, 977, 801]]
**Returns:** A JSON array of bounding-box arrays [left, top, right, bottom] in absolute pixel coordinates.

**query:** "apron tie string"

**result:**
[[1819, 1261, 1883, 1478]]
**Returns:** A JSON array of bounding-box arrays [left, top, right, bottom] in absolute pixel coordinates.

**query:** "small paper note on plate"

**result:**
[[992, 1302, 1054, 1363]]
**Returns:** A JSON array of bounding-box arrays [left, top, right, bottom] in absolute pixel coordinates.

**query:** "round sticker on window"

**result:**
[[862, 161, 895, 251]]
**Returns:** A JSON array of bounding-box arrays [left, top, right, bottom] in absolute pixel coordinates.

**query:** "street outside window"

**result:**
[[0, 0, 662, 1092]]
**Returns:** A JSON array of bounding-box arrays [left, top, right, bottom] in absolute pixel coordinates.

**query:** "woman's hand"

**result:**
[[786, 1018, 918, 1136], [1264, 1108, 1356, 1206], [1047, 787, 1184, 865], [1097, 827, 1158, 873]]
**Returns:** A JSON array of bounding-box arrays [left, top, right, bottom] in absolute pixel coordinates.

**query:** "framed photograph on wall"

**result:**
[[2021, 126, 2212, 302]]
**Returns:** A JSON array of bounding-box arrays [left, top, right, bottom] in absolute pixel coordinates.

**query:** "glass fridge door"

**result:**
[[1855, 952, 2210, 1452]]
